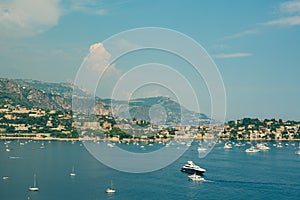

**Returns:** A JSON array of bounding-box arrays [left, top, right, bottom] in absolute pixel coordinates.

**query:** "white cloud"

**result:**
[[280, 1, 300, 14], [85, 43, 118, 73], [76, 43, 121, 97], [0, 0, 61, 38], [261, 0, 300, 26], [213, 53, 252, 59], [261, 15, 300, 26], [224, 29, 259, 40], [66, 0, 108, 15], [0, 0, 109, 38]]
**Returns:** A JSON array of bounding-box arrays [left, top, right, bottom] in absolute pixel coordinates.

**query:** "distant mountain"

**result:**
[[105, 97, 209, 125], [14, 79, 74, 99], [0, 78, 71, 110], [0, 78, 209, 124]]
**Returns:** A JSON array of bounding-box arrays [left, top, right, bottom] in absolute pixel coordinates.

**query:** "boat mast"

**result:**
[[33, 174, 37, 187]]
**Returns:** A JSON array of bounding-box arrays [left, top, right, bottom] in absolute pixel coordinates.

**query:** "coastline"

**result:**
[[1, 136, 300, 142]]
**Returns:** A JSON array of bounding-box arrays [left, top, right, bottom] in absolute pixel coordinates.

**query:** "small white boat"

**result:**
[[257, 143, 270, 151], [106, 181, 116, 193], [28, 174, 39, 191], [2, 176, 9, 180], [197, 147, 207, 152], [188, 173, 205, 182], [295, 146, 300, 155], [107, 143, 114, 148], [5, 148, 10, 152], [276, 143, 283, 148], [70, 166, 76, 176], [245, 146, 260, 153], [224, 142, 232, 149], [106, 188, 116, 193], [235, 142, 243, 147]]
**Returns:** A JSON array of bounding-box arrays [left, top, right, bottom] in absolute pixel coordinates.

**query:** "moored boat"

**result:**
[[295, 146, 300, 155], [276, 143, 283, 148], [197, 147, 207, 152], [245, 146, 260, 153], [257, 143, 270, 151], [224, 142, 232, 149], [28, 174, 39, 191], [70, 166, 76, 176], [106, 181, 116, 193]]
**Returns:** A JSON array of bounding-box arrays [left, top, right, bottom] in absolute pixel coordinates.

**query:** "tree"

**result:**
[[228, 120, 235, 128], [6, 126, 15, 133], [269, 133, 275, 140]]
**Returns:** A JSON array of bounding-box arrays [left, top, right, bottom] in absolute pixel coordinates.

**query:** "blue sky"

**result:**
[[0, 0, 300, 120]]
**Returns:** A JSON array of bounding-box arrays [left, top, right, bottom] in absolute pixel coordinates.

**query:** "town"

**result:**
[[0, 103, 300, 141]]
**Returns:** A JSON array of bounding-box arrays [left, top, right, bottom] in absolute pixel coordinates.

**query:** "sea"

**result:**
[[1, 140, 300, 200]]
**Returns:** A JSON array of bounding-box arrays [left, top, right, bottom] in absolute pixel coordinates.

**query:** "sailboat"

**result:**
[[106, 180, 116, 193], [28, 174, 39, 191], [295, 145, 300, 155], [70, 166, 76, 176]]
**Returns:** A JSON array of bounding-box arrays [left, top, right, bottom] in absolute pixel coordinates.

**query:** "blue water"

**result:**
[[1, 140, 300, 200]]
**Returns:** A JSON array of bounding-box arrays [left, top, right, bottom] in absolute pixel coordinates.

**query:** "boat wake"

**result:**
[[207, 179, 300, 188], [9, 156, 23, 159], [203, 179, 215, 183]]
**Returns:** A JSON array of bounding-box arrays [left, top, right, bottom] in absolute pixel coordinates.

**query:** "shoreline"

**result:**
[[1, 136, 300, 142]]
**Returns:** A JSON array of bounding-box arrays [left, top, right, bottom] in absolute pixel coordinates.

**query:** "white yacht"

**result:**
[[188, 173, 205, 182], [245, 146, 260, 153], [235, 142, 244, 147], [276, 143, 283, 148], [224, 142, 232, 149], [28, 174, 39, 191], [257, 143, 270, 151], [181, 161, 206, 175]]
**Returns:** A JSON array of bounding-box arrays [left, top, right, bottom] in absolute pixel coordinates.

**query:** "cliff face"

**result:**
[[0, 78, 71, 110], [0, 78, 209, 124]]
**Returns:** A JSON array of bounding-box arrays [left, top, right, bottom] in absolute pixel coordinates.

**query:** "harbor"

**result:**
[[1, 139, 300, 199]]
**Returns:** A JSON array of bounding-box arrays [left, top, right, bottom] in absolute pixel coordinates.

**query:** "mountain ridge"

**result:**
[[0, 78, 209, 124]]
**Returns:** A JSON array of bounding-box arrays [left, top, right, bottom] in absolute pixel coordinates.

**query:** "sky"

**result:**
[[0, 0, 300, 121]]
